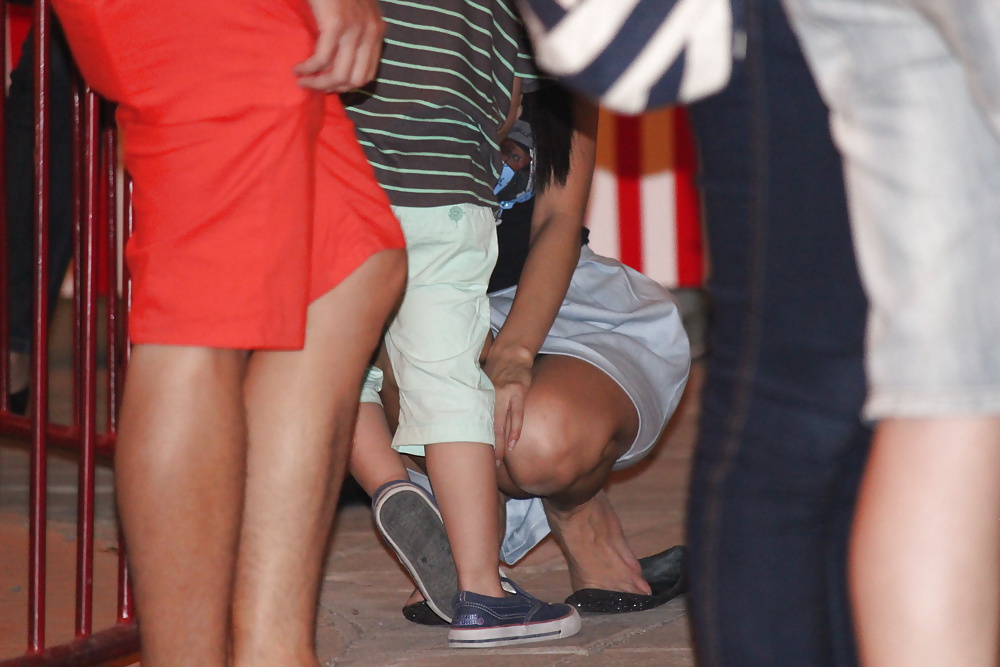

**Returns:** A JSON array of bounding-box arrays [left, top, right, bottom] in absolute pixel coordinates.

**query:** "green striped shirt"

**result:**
[[344, 0, 538, 209]]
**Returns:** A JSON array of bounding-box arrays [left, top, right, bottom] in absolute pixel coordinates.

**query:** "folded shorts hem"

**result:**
[[393, 422, 496, 457], [864, 388, 1000, 421]]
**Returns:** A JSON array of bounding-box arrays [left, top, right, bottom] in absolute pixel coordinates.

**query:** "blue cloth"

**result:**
[[684, 1, 871, 665], [517, 0, 741, 113]]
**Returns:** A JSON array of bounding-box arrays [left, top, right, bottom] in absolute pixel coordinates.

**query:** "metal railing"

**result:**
[[0, 1, 138, 663]]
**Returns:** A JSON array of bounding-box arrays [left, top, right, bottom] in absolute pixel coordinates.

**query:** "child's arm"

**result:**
[[484, 93, 599, 455]]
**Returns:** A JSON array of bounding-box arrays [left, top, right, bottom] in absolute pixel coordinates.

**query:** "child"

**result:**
[[371, 82, 691, 627], [344, 0, 581, 649], [500, 121, 533, 176], [495, 120, 536, 213]]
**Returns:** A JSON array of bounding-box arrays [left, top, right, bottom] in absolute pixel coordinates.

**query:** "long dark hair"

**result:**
[[520, 83, 575, 193]]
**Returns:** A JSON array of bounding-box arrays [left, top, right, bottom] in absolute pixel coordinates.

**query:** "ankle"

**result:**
[[457, 572, 505, 598], [233, 641, 318, 667], [234, 652, 318, 667]]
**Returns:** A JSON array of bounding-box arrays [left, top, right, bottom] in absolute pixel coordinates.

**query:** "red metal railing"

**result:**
[[0, 1, 138, 663]]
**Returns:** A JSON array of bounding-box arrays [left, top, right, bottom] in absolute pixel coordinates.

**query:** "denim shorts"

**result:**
[[361, 204, 497, 454], [784, 0, 1000, 419]]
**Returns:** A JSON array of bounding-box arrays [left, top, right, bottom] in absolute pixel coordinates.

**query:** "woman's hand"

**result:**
[[483, 343, 535, 463], [295, 0, 385, 92]]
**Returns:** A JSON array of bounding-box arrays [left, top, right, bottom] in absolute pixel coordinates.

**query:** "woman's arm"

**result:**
[[485, 93, 599, 454]]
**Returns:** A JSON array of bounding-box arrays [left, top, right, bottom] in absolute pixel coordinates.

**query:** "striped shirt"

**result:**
[[516, 0, 736, 114], [344, 0, 538, 209]]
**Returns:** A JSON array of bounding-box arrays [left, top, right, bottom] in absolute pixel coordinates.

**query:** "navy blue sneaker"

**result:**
[[448, 578, 581, 648]]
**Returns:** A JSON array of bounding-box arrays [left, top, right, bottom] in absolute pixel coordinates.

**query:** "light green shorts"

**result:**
[[361, 204, 497, 456]]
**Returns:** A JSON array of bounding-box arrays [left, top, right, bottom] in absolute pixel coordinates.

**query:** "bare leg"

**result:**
[[426, 442, 505, 597], [498, 356, 649, 594], [544, 491, 649, 595], [232, 249, 406, 667], [349, 402, 409, 495], [352, 354, 505, 604], [401, 483, 508, 609], [851, 417, 1000, 667], [116, 346, 249, 667]]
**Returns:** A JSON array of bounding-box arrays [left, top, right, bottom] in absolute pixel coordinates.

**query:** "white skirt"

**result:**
[[410, 245, 691, 563]]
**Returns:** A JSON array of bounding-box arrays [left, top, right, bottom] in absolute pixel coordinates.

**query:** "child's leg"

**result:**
[[350, 399, 409, 494], [232, 249, 405, 666], [426, 442, 505, 597], [382, 205, 501, 599]]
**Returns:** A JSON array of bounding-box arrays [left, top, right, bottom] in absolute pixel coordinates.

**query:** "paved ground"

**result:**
[[0, 297, 705, 665]]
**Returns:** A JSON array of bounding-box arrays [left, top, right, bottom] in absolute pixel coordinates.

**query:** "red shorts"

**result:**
[[52, 0, 405, 349]]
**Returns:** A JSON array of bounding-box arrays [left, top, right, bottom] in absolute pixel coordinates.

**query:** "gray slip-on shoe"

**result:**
[[372, 480, 458, 622]]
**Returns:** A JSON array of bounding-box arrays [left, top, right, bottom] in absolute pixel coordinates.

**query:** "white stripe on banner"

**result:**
[[584, 107, 704, 290], [586, 168, 621, 260], [587, 170, 682, 288], [641, 171, 678, 287]]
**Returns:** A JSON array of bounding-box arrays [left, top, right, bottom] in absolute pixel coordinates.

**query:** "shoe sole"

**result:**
[[448, 608, 582, 649], [373, 483, 458, 622]]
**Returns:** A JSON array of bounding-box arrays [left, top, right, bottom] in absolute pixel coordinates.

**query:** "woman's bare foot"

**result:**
[[406, 588, 425, 605], [543, 490, 651, 595]]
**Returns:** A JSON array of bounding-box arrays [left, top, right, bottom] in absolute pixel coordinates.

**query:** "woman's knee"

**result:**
[[504, 392, 620, 496]]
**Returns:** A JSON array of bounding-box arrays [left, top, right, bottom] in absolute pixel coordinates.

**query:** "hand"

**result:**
[[484, 348, 534, 464], [295, 0, 385, 92]]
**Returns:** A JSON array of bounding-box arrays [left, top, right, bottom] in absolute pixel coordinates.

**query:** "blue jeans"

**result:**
[[685, 1, 872, 665]]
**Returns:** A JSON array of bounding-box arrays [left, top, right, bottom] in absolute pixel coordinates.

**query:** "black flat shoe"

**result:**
[[564, 545, 687, 614], [640, 545, 687, 593], [402, 600, 449, 626], [400, 571, 513, 626]]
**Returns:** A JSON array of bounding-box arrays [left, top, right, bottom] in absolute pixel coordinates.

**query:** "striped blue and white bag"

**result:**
[[517, 0, 738, 114]]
